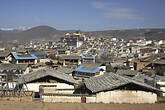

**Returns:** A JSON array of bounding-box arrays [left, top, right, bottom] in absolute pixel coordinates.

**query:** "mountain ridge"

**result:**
[[0, 26, 68, 43], [0, 25, 165, 43]]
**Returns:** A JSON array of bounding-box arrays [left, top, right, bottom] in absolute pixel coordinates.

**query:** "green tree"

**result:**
[[106, 64, 115, 72], [155, 65, 165, 76], [75, 81, 85, 89], [48, 54, 61, 60]]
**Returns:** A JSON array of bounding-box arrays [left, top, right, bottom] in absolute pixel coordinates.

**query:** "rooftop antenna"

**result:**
[[137, 26, 143, 37], [137, 26, 139, 31]]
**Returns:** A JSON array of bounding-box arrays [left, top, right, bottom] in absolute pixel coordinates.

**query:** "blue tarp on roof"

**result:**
[[82, 56, 95, 59], [13, 54, 38, 60], [74, 66, 101, 73]]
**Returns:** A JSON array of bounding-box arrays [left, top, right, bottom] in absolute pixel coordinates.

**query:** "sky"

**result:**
[[0, 0, 165, 31]]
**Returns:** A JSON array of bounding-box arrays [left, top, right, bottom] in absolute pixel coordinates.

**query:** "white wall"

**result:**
[[42, 95, 81, 103], [100, 66, 106, 71], [23, 83, 74, 92], [157, 82, 165, 96], [34, 59, 37, 64], [40, 59, 50, 63], [77, 41, 83, 48], [24, 67, 30, 74], [96, 90, 157, 104], [41, 90, 157, 104], [42, 88, 75, 94], [86, 97, 96, 103], [42, 95, 96, 103]]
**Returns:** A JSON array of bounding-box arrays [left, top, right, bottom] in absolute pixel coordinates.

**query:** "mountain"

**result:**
[[85, 28, 165, 40], [0, 26, 67, 43], [0, 25, 165, 44], [144, 29, 165, 40], [85, 29, 146, 40], [0, 27, 30, 34]]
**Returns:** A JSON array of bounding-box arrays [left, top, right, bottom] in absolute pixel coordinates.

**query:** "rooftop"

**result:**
[[80, 63, 104, 69], [85, 72, 159, 93], [0, 51, 10, 57], [62, 55, 81, 60], [82, 56, 95, 59], [0, 63, 29, 71], [74, 66, 101, 74], [152, 58, 165, 65], [140, 53, 165, 62], [116, 70, 138, 76], [29, 50, 46, 55], [18, 67, 77, 85], [13, 54, 38, 60], [57, 67, 74, 74]]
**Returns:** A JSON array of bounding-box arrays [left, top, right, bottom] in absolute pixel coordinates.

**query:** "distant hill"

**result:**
[[0, 27, 30, 35], [0, 26, 67, 43], [85, 29, 146, 40], [0, 25, 165, 44], [85, 28, 165, 40], [144, 29, 165, 40], [0, 29, 21, 34]]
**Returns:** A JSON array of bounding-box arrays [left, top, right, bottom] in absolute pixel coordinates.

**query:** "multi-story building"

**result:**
[[60, 30, 86, 48], [72, 63, 106, 80]]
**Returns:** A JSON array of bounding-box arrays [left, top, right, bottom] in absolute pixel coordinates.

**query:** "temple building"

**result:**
[[60, 30, 86, 48]]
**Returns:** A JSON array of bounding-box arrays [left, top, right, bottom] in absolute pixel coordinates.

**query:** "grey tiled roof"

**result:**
[[29, 50, 46, 54], [57, 67, 74, 74], [85, 72, 159, 93], [0, 52, 10, 57], [17, 54, 32, 57], [18, 68, 77, 85], [78, 63, 104, 71], [152, 58, 165, 65], [0, 64, 29, 70], [116, 70, 138, 76], [80, 63, 103, 68], [57, 48, 68, 51], [62, 55, 81, 60], [140, 53, 165, 62], [132, 74, 154, 83]]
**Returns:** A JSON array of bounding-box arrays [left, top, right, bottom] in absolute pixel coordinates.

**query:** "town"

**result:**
[[0, 29, 165, 104]]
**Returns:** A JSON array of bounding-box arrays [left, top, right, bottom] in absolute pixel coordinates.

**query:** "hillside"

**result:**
[[85, 29, 146, 40], [85, 28, 165, 40], [144, 29, 165, 40], [0, 26, 165, 43], [0, 26, 67, 43]]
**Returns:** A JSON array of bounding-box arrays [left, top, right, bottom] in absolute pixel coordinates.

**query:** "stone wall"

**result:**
[[41, 95, 96, 103], [41, 90, 157, 103], [42, 95, 81, 103], [86, 96, 96, 103]]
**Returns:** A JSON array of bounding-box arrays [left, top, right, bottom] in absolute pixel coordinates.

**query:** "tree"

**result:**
[[48, 54, 61, 60], [101, 54, 109, 61], [75, 81, 85, 89], [106, 64, 115, 72], [155, 65, 165, 76]]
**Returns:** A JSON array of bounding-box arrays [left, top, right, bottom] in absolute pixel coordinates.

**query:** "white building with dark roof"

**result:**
[[84, 72, 159, 103], [17, 68, 77, 97]]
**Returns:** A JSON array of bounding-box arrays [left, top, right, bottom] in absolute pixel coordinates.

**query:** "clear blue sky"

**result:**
[[0, 0, 165, 31]]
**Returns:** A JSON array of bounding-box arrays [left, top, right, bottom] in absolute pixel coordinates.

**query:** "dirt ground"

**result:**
[[0, 98, 165, 110]]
